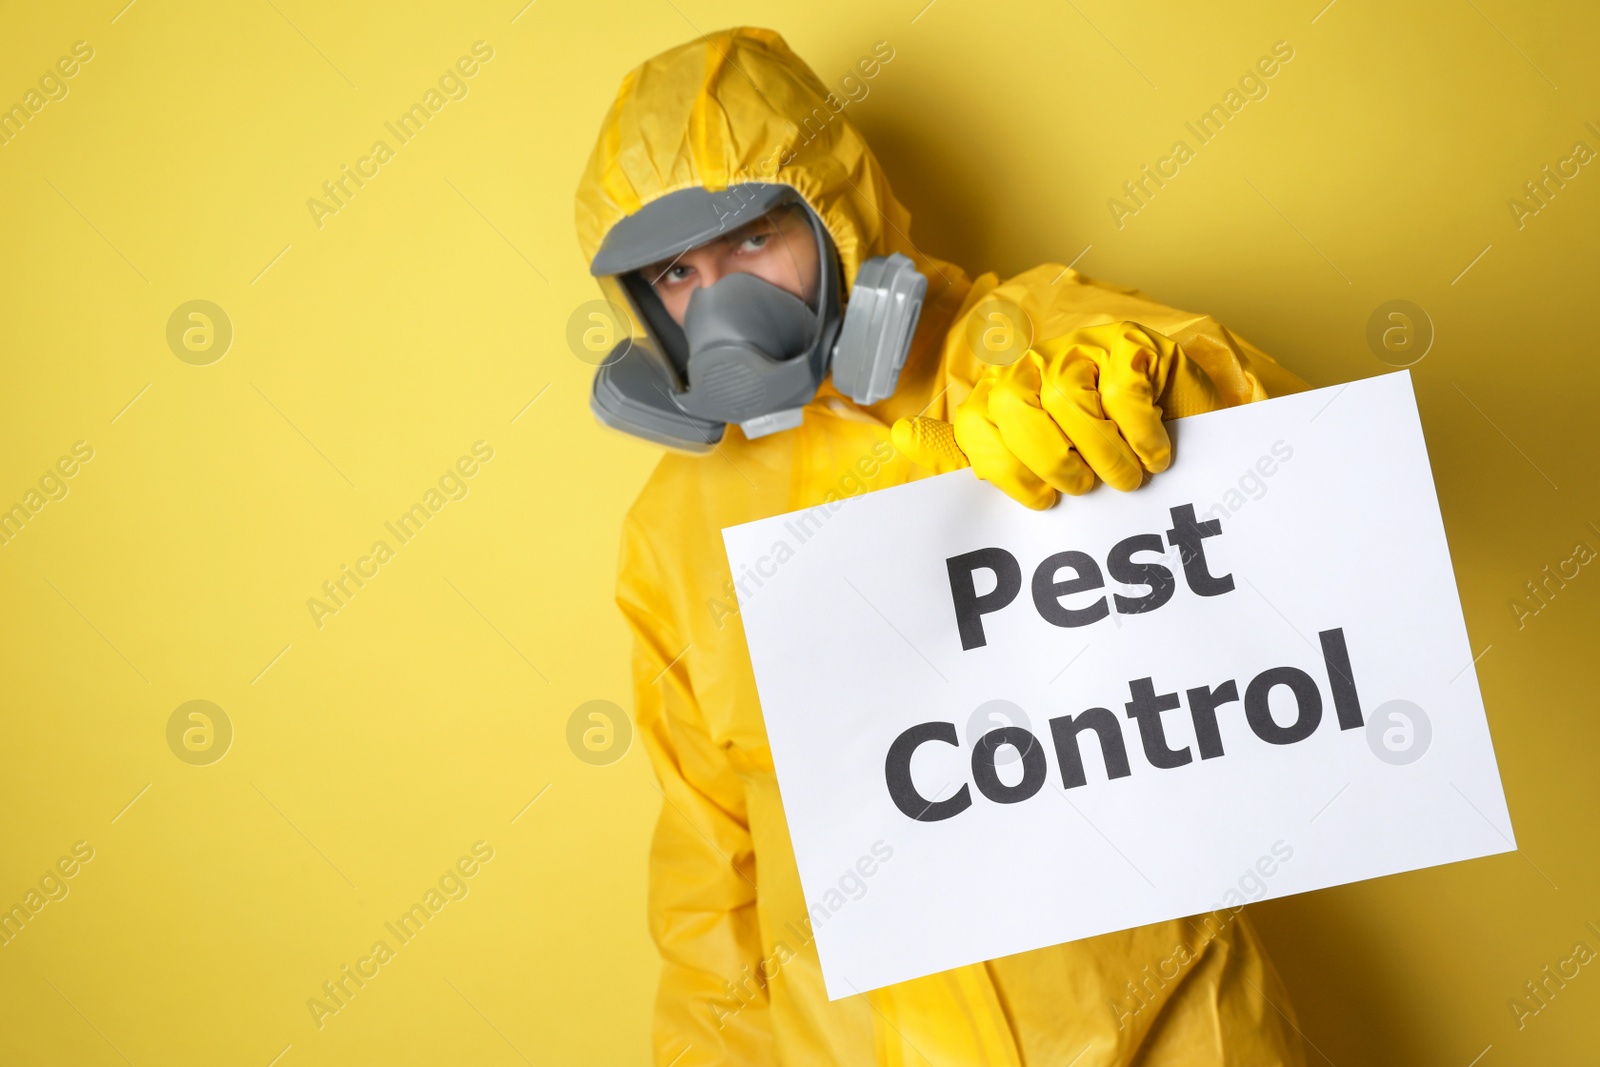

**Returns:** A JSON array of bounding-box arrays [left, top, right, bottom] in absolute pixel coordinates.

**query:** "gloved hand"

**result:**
[[892, 321, 1222, 509]]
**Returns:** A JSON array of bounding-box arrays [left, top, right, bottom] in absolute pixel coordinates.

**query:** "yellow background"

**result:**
[[1, 0, 1596, 1063]]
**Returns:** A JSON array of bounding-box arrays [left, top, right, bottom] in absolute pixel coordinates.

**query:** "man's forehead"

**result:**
[[704, 206, 793, 247], [643, 207, 792, 273]]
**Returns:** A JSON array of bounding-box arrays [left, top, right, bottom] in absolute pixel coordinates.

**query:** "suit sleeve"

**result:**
[[616, 515, 774, 1067], [1164, 317, 1311, 403], [933, 267, 1312, 414]]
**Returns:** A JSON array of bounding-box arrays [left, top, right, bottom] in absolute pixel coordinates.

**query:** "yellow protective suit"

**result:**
[[578, 27, 1311, 1067]]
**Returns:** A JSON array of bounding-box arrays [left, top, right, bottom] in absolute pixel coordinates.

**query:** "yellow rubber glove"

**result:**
[[893, 321, 1222, 509]]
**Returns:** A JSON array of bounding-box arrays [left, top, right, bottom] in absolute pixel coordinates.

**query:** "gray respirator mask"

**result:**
[[587, 183, 927, 450]]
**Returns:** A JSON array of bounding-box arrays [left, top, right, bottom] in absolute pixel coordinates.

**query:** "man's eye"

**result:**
[[657, 265, 694, 285], [739, 233, 771, 253]]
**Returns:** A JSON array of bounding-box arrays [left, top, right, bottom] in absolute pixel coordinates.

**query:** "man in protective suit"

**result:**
[[577, 27, 1311, 1067]]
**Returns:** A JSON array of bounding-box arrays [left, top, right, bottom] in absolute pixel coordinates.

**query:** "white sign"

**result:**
[[723, 371, 1514, 998]]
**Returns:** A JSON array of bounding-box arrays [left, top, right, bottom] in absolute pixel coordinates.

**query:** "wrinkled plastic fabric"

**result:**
[[583, 27, 1312, 1067]]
